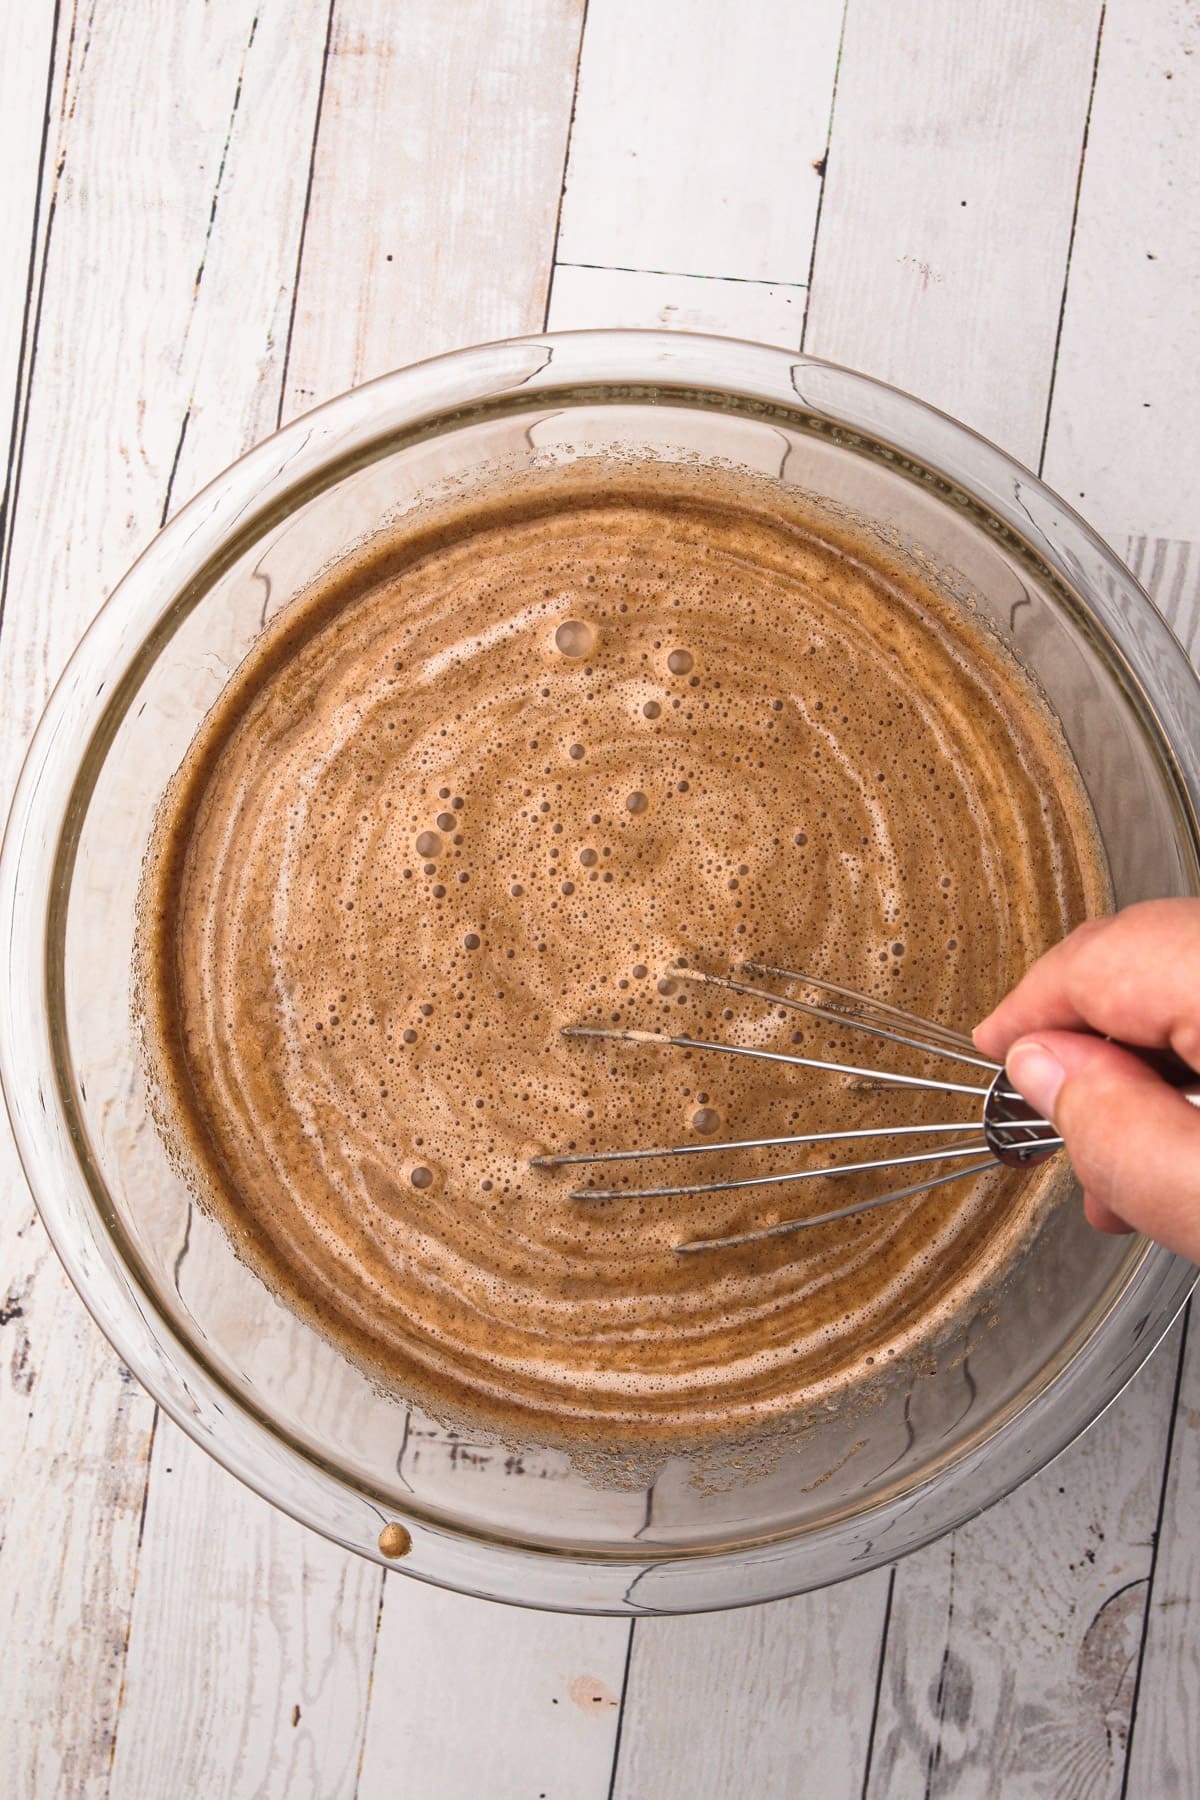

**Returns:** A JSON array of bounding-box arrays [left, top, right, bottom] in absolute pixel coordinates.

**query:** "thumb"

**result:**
[[1006, 1031, 1200, 1263]]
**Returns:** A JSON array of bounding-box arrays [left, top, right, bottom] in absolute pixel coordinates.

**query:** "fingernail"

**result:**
[[1006, 1041, 1065, 1121]]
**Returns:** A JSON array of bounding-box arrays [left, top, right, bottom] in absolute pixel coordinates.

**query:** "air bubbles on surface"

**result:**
[[142, 455, 1098, 1459], [554, 618, 597, 659]]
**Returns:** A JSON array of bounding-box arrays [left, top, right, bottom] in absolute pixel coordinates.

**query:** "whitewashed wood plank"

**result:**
[[613, 1574, 891, 1800], [282, 9, 630, 1797], [0, 1263, 151, 1800], [110, 1420, 382, 1800], [0, 3, 346, 1795], [798, 9, 1192, 1794], [4, 10, 1191, 1800], [1042, 0, 1200, 545], [877, 525, 1200, 1792], [0, 0, 262, 1781], [866, 1333, 1181, 1800], [357, 1586, 629, 1800], [0, 0, 55, 499], [865, 528, 1200, 1797], [283, 0, 585, 410], [111, 1, 595, 1785], [1120, 536, 1200, 1800], [557, 0, 844, 284], [1124, 1309, 1197, 1800], [548, 262, 803, 348], [557, 14, 1178, 1794], [803, 0, 1103, 464], [546, 256, 891, 1797], [152, 0, 338, 511], [98, 8, 390, 1798]]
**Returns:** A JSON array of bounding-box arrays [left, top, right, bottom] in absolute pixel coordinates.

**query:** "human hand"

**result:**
[[973, 900, 1200, 1262]]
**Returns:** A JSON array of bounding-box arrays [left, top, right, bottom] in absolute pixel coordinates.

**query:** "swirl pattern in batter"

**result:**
[[138, 461, 1108, 1449]]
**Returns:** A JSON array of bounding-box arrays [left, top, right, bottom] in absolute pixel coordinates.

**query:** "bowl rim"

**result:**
[[2, 327, 1197, 1613]]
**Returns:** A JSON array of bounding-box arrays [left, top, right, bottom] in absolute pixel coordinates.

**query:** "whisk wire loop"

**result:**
[[537, 965, 1063, 1252]]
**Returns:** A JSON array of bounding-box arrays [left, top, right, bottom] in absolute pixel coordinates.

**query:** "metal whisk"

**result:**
[[530, 964, 1062, 1256]]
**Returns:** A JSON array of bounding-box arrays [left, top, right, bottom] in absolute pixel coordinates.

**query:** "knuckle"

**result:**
[[1070, 916, 1111, 945]]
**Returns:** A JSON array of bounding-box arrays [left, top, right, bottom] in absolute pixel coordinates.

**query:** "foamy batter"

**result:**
[[137, 461, 1108, 1448]]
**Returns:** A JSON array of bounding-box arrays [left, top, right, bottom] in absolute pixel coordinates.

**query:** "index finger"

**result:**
[[973, 899, 1200, 1067]]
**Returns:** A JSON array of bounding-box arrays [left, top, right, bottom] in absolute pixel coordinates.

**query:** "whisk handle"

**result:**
[[983, 1071, 1061, 1168], [984, 1049, 1200, 1169]]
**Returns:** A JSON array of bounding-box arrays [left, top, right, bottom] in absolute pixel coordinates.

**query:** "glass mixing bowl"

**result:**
[[2, 331, 1198, 1614]]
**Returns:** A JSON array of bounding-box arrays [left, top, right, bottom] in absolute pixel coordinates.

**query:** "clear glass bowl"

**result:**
[[2, 331, 1198, 1614]]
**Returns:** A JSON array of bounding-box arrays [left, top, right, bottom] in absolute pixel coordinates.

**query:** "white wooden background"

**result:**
[[2, 2, 1198, 1795]]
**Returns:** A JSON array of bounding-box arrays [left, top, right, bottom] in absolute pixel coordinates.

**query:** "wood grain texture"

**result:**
[[0, 2, 334, 1793], [285, 13, 633, 1799], [110, 1421, 382, 1800], [548, 261, 804, 347], [1120, 534, 1200, 1800], [1042, 0, 1200, 544], [357, 1585, 629, 1800], [613, 1574, 891, 1800], [803, 0, 1103, 463], [548, 255, 893, 1799], [557, 0, 844, 283], [148, 0, 338, 513], [86, 8, 391, 1798], [282, 0, 585, 410], [798, 10, 1195, 1795], [1124, 1308, 1197, 1800], [0, 1276, 150, 1799], [866, 1330, 1182, 1800], [3, 3, 1199, 1796], [0, 0, 56, 516]]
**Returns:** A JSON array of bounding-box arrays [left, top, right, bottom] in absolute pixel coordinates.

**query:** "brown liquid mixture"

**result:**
[[138, 461, 1108, 1448]]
